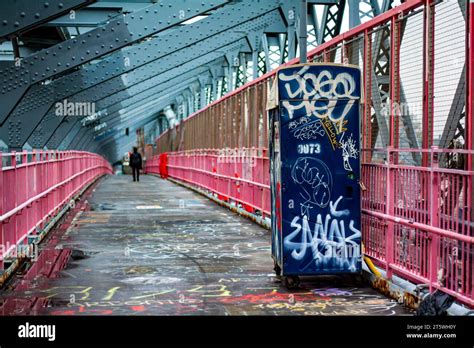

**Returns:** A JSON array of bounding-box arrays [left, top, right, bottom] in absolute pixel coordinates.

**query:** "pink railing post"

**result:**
[[21, 150, 28, 245], [32, 150, 38, 237], [429, 146, 440, 291], [385, 146, 395, 279], [389, 16, 398, 152], [468, 0, 474, 301], [11, 151, 17, 216], [467, 0, 473, 171]]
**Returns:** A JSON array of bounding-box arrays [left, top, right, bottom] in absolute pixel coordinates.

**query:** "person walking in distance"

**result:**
[[130, 147, 142, 182]]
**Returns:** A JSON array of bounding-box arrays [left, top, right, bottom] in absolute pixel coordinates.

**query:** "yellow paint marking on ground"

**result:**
[[78, 213, 111, 224]]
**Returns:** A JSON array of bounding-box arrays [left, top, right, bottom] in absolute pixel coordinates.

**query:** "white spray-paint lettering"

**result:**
[[283, 196, 361, 271], [279, 66, 357, 132], [339, 132, 358, 172], [291, 157, 333, 217]]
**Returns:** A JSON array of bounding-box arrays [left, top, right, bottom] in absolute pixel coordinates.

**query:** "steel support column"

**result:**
[[320, 0, 346, 44], [299, 0, 308, 63], [422, 0, 435, 166]]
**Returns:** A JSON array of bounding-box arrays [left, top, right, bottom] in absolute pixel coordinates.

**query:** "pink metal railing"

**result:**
[[361, 147, 474, 306], [144, 152, 168, 178], [144, 156, 160, 175], [0, 150, 112, 270], [147, 148, 270, 217]]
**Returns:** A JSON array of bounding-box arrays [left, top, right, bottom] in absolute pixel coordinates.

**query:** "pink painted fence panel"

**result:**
[[361, 148, 473, 307], [0, 150, 112, 269], [147, 148, 270, 217]]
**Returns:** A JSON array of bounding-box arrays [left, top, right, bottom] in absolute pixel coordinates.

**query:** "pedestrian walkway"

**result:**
[[0, 175, 411, 315]]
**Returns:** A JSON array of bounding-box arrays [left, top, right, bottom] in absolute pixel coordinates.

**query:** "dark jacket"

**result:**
[[130, 152, 142, 169]]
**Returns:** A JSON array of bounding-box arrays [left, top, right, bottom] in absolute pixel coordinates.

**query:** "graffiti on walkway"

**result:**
[[2, 281, 401, 316], [0, 176, 409, 316]]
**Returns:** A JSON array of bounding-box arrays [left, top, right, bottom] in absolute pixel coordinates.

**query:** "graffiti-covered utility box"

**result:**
[[268, 63, 362, 279]]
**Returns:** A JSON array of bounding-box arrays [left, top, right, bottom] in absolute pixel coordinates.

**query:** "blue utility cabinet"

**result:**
[[269, 63, 363, 280]]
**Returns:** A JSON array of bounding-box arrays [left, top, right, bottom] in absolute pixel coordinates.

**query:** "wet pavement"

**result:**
[[0, 175, 412, 315]]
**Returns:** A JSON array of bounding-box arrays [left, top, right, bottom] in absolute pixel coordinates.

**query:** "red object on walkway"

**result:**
[[159, 153, 168, 179], [144, 152, 168, 178], [146, 148, 270, 218]]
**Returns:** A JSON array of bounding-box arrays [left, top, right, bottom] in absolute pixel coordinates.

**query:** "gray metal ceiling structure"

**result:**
[[0, 0, 408, 162]]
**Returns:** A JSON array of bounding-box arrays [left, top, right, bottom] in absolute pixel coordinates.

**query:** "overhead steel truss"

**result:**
[[0, 0, 96, 41], [23, 3, 285, 149], [0, 0, 229, 124], [2, 0, 284, 149]]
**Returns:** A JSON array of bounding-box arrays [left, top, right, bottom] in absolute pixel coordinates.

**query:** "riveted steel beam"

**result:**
[[0, 0, 229, 124], [279, 1, 297, 60], [95, 70, 212, 128], [41, 38, 247, 148], [55, 118, 81, 149], [98, 84, 193, 136], [94, 71, 211, 137], [0, 0, 96, 41], [45, 38, 244, 149], [78, 102, 165, 151], [76, 130, 97, 151], [92, 92, 182, 148], [9, 5, 284, 148], [4, 0, 282, 148], [45, 7, 123, 26], [31, 15, 281, 147], [47, 66, 207, 149], [81, 70, 222, 151]]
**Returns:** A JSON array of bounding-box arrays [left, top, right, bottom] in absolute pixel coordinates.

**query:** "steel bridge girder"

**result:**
[[10, 7, 284, 148], [0, 0, 96, 40], [45, 44, 241, 148], [0, 0, 229, 124], [44, 39, 247, 148]]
